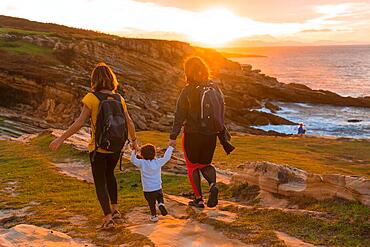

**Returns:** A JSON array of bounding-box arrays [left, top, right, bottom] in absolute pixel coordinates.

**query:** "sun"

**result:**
[[185, 7, 248, 46]]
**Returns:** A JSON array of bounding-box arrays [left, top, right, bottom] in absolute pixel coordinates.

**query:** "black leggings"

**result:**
[[89, 152, 120, 216], [144, 189, 164, 216], [191, 166, 216, 197]]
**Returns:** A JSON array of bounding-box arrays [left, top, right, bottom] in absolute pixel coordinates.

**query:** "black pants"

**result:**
[[183, 133, 217, 197], [183, 132, 217, 164], [89, 151, 120, 216], [144, 189, 164, 216]]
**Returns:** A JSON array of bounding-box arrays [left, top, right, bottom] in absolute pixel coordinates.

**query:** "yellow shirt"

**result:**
[[82, 92, 128, 153]]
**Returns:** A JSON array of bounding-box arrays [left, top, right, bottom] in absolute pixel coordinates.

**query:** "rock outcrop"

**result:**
[[231, 161, 370, 206], [0, 224, 87, 247]]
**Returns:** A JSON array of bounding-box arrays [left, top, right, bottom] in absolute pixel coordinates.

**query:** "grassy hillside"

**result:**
[[0, 136, 369, 246], [137, 131, 370, 177]]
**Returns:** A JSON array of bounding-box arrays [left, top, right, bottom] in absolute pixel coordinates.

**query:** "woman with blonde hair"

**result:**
[[49, 62, 138, 229], [169, 57, 233, 208]]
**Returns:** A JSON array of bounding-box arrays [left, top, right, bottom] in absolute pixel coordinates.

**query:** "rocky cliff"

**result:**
[[1, 15, 370, 133]]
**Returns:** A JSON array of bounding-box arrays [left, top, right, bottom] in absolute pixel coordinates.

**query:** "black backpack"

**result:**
[[93, 92, 128, 153], [196, 82, 225, 133]]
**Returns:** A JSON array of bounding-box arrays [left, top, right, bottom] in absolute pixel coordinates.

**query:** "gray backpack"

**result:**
[[197, 82, 225, 133]]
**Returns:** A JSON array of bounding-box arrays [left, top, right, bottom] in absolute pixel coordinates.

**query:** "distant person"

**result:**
[[298, 122, 306, 135], [49, 62, 138, 230], [168, 57, 235, 208], [131, 143, 174, 222]]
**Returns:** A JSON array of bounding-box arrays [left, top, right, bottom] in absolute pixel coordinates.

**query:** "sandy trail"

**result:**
[[126, 205, 252, 247], [50, 159, 317, 246], [51, 160, 251, 246]]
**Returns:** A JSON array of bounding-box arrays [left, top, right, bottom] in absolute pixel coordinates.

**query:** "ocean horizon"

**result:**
[[229, 44, 370, 98]]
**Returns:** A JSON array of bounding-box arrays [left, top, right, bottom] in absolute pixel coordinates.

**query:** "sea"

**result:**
[[229, 45, 370, 138]]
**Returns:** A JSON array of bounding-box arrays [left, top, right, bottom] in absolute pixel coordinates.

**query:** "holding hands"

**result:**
[[168, 139, 176, 148], [130, 139, 139, 152]]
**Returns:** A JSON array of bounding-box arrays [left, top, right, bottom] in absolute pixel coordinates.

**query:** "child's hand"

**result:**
[[168, 139, 176, 148]]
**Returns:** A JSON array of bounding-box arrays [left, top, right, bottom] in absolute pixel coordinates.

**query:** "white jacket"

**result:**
[[130, 146, 174, 192]]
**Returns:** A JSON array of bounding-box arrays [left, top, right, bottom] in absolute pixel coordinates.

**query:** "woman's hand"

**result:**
[[168, 139, 176, 148], [131, 139, 139, 151], [48, 105, 90, 152], [49, 137, 64, 151]]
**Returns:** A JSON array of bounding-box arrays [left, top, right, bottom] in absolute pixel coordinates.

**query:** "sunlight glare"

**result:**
[[185, 7, 249, 46]]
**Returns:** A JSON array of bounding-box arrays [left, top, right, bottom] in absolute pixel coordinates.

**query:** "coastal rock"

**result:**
[[1, 15, 370, 133], [347, 119, 362, 123], [231, 161, 370, 206], [0, 224, 87, 247], [265, 101, 281, 113], [244, 111, 295, 126]]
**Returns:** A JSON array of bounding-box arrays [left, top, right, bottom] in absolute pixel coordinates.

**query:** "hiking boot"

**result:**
[[158, 203, 168, 216], [188, 198, 205, 208], [150, 215, 159, 222], [112, 210, 122, 220], [101, 219, 115, 230], [207, 185, 219, 208]]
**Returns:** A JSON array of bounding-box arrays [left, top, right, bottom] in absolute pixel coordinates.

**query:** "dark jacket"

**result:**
[[170, 85, 201, 140], [170, 83, 235, 155]]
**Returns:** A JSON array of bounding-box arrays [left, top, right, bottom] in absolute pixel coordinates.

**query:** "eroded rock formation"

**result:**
[[231, 161, 370, 206]]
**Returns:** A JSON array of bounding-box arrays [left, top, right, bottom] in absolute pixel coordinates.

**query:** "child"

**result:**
[[131, 143, 174, 222]]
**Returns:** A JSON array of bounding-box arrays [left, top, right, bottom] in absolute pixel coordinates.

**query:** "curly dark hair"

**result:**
[[140, 144, 156, 160], [184, 56, 210, 85]]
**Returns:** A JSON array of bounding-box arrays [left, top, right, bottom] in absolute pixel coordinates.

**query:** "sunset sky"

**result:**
[[1, 0, 370, 46]]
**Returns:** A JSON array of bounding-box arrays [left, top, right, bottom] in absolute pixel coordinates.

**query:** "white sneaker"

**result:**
[[150, 215, 159, 222]]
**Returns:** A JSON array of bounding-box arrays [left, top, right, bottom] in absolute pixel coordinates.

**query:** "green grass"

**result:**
[[137, 131, 370, 177], [187, 192, 370, 246], [0, 138, 191, 246], [0, 27, 52, 36], [228, 199, 370, 246], [0, 40, 56, 60], [0, 134, 369, 246], [30, 133, 89, 162]]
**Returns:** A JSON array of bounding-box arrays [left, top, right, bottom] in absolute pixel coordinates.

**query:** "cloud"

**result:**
[[0, 0, 369, 45], [301, 29, 332, 33]]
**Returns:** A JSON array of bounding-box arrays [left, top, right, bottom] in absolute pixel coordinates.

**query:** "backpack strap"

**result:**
[[112, 93, 121, 102], [112, 93, 127, 171], [91, 92, 110, 162], [92, 91, 109, 102]]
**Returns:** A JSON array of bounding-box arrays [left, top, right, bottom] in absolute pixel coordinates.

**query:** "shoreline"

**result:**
[[1, 108, 369, 141]]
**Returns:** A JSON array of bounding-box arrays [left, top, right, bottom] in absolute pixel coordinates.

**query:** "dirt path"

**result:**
[[51, 160, 254, 246], [50, 158, 319, 246]]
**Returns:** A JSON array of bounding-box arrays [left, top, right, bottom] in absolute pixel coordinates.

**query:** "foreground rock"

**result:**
[[231, 161, 370, 206], [0, 224, 88, 247], [274, 231, 315, 247]]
